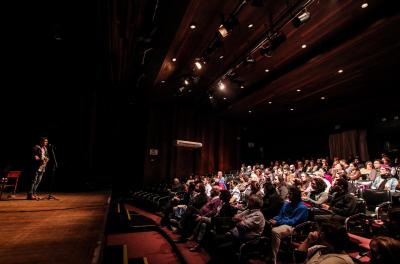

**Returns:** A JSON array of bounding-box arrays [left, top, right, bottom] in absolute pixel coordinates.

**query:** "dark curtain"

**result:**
[[329, 130, 369, 161]]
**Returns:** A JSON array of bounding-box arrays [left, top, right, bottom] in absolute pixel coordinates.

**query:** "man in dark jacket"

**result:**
[[27, 137, 49, 200], [315, 177, 357, 224]]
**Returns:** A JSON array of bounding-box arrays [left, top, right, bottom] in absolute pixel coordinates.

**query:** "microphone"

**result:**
[[48, 143, 55, 148]]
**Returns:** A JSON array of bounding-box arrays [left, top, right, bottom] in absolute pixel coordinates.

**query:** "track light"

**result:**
[[260, 46, 273, 57], [194, 61, 202, 70], [260, 32, 286, 57], [292, 11, 311, 28], [218, 81, 225, 90], [271, 32, 287, 49], [245, 55, 256, 64], [218, 16, 238, 38]]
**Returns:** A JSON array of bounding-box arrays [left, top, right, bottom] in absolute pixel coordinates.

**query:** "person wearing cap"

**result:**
[[371, 165, 398, 191]]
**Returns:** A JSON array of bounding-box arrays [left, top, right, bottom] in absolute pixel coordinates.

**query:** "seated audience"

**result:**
[[371, 165, 398, 191], [269, 186, 309, 264], [295, 222, 354, 264]]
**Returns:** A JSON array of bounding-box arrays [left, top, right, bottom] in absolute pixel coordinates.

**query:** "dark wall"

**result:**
[[238, 125, 329, 165], [143, 103, 240, 185]]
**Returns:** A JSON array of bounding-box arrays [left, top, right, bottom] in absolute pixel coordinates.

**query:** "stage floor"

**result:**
[[0, 191, 111, 264]]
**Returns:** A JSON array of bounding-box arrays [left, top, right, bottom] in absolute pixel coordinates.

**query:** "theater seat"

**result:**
[[0, 171, 22, 199]]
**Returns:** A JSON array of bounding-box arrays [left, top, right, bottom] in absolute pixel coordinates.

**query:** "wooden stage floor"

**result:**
[[0, 192, 111, 264]]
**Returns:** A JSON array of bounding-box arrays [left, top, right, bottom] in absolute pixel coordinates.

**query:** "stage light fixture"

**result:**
[[195, 61, 202, 70], [184, 79, 189, 86], [271, 32, 287, 49], [260, 32, 286, 57], [172, 57, 177, 62], [246, 55, 256, 64], [189, 23, 196, 30], [260, 46, 273, 57], [218, 81, 225, 90], [218, 16, 238, 38], [292, 11, 311, 28]]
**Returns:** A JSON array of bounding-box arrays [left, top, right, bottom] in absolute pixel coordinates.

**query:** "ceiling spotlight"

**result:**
[[301, 44, 307, 49], [218, 16, 238, 38], [321, 96, 326, 100], [361, 3, 368, 9], [338, 69, 343, 74], [268, 101, 272, 104], [184, 79, 190, 86], [189, 23, 196, 29], [219, 55, 224, 59], [172, 57, 177, 62], [161, 80, 166, 83], [223, 97, 227, 100], [290, 108, 294, 111], [248, 110, 252, 113], [248, 24, 254, 28], [381, 117, 387, 122], [240, 85, 244, 89], [265, 69, 269, 72], [209, 95, 213, 99], [292, 11, 311, 28], [394, 116, 399, 120], [296, 89, 301, 92], [219, 81, 225, 90], [194, 61, 202, 70]]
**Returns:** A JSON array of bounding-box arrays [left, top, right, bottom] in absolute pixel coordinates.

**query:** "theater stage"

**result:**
[[0, 191, 111, 264]]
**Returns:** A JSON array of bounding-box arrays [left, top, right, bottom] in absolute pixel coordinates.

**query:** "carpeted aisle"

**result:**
[[107, 232, 179, 264]]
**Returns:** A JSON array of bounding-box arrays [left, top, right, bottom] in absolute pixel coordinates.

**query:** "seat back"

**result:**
[[0, 170, 22, 199], [361, 189, 391, 211], [354, 198, 367, 214], [7, 171, 22, 179]]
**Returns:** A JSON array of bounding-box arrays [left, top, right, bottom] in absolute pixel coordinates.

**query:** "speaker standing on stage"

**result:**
[[27, 137, 49, 200]]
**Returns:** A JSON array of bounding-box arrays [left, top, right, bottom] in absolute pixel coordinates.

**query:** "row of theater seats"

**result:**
[[129, 184, 398, 263], [130, 185, 171, 212]]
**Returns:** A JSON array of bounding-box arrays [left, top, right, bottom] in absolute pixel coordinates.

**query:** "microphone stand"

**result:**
[[46, 144, 59, 200]]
